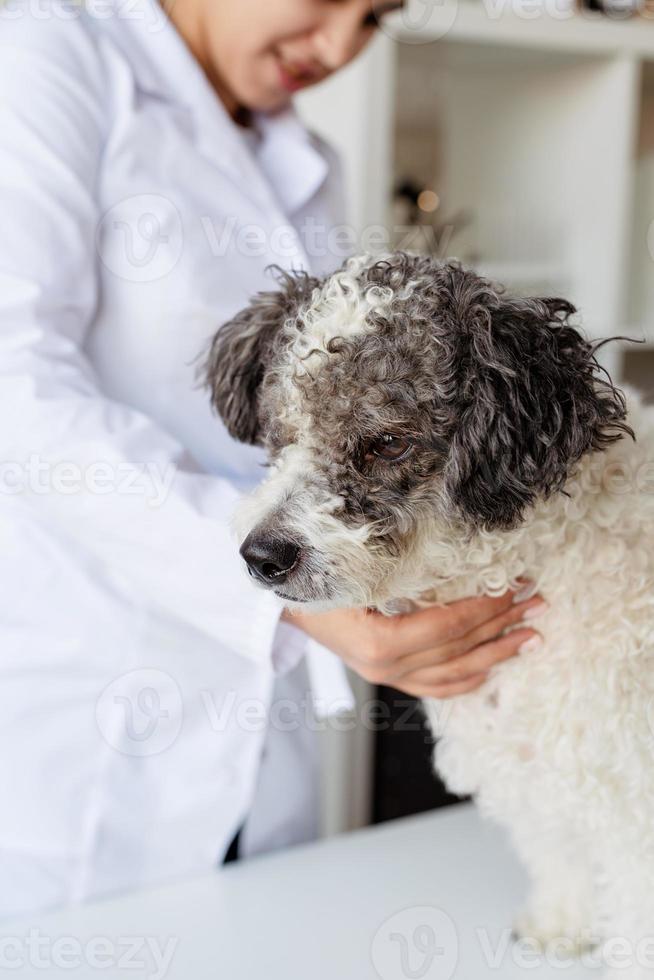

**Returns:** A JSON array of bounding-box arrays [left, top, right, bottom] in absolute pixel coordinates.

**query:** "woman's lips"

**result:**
[[276, 56, 321, 93]]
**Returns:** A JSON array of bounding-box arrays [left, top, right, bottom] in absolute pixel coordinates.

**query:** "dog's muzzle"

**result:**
[[239, 531, 301, 587]]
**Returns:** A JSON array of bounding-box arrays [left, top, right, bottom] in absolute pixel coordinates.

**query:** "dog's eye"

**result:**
[[365, 434, 414, 462]]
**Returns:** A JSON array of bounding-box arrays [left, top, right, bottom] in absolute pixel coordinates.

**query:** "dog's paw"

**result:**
[[512, 910, 598, 956]]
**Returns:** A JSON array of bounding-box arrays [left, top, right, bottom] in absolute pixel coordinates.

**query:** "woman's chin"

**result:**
[[237, 83, 293, 115], [262, 90, 295, 112]]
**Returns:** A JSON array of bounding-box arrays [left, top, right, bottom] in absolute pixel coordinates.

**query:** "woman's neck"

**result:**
[[163, 0, 250, 126]]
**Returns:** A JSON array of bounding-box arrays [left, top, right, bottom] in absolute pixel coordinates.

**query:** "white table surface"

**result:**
[[3, 803, 594, 980]]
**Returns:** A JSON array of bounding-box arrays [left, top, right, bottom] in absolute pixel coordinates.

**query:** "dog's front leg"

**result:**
[[594, 843, 654, 980], [507, 815, 599, 953]]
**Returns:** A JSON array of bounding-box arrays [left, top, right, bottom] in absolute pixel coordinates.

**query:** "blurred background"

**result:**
[[296, 0, 654, 840]]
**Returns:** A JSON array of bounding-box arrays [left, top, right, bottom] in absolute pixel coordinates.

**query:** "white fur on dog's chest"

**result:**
[[408, 395, 654, 811], [424, 578, 653, 811]]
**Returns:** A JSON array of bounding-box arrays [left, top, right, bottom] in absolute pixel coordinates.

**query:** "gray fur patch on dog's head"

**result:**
[[203, 252, 631, 608], [204, 266, 323, 445]]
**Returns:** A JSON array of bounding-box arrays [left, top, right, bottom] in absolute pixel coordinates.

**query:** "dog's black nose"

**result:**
[[239, 533, 300, 586]]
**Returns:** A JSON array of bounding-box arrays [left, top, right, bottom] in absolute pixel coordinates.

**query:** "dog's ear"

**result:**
[[441, 266, 633, 530], [202, 267, 322, 446]]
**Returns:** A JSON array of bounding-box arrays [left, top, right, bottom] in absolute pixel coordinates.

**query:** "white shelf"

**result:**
[[388, 0, 654, 59], [616, 322, 654, 344], [475, 260, 570, 285]]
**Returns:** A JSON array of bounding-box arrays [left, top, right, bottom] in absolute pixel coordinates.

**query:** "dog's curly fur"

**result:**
[[204, 252, 654, 975]]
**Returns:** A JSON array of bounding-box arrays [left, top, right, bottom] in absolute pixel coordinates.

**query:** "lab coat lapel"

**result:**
[[110, 0, 330, 221], [185, 76, 330, 224], [175, 72, 281, 216], [254, 105, 329, 217]]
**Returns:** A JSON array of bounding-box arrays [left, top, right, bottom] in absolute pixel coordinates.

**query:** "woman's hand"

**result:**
[[281, 586, 546, 699]]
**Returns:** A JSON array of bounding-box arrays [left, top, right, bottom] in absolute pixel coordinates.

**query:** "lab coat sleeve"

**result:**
[[0, 24, 286, 664]]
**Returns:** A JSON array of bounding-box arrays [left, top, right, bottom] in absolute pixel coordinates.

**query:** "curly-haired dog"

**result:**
[[204, 252, 654, 976]]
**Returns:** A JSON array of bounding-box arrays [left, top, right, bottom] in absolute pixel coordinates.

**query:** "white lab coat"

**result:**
[[0, 0, 354, 917]]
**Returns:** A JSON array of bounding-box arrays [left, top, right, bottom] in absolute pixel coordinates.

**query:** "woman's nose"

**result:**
[[312, 10, 367, 73]]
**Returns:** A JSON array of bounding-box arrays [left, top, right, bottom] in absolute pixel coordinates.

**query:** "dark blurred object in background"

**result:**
[[372, 686, 467, 824], [392, 177, 470, 259], [623, 347, 654, 403], [579, 0, 641, 15]]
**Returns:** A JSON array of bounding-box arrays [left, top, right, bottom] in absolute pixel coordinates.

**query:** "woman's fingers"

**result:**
[[459, 595, 547, 649], [396, 626, 543, 696], [401, 672, 490, 700], [382, 583, 535, 661], [392, 595, 547, 676], [284, 583, 545, 695]]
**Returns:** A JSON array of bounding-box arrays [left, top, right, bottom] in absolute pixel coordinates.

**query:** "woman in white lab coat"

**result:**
[[0, 0, 545, 916]]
